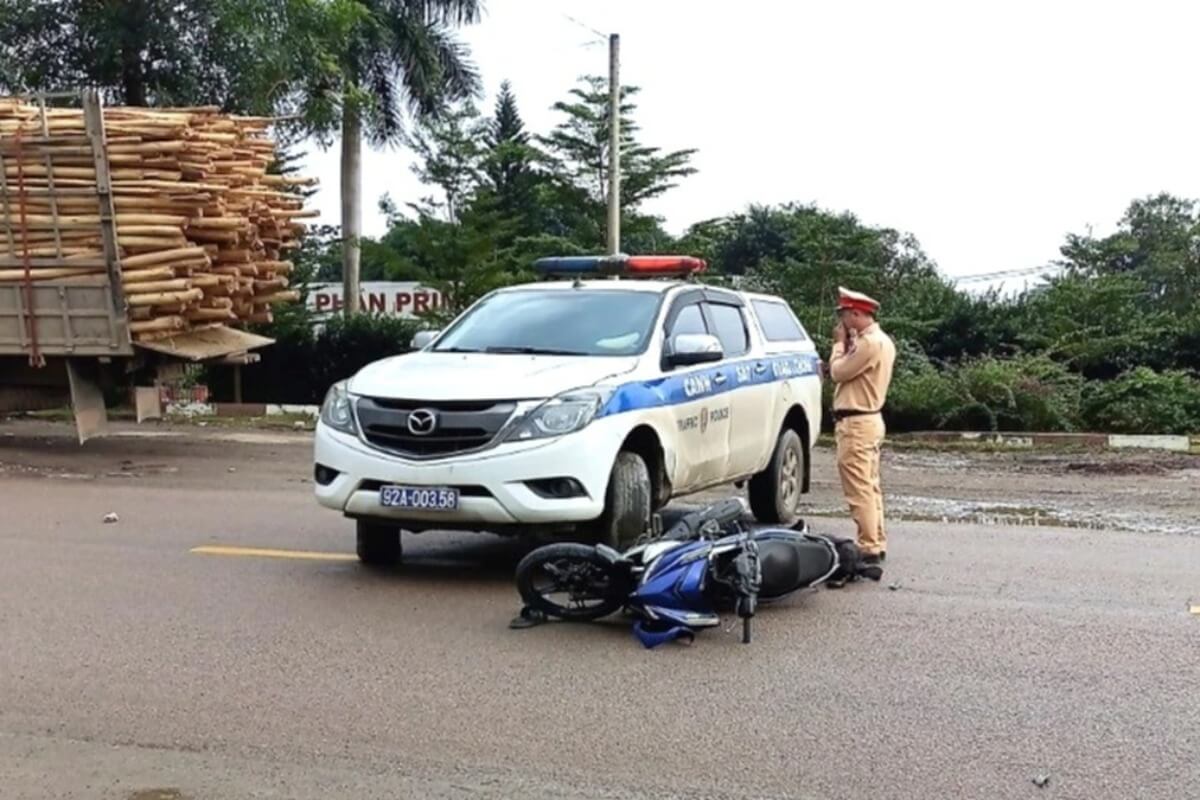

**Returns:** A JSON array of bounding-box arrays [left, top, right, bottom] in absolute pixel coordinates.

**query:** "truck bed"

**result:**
[[0, 275, 132, 357]]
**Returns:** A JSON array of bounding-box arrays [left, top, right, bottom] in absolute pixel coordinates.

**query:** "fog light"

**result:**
[[526, 477, 587, 499], [314, 464, 339, 486]]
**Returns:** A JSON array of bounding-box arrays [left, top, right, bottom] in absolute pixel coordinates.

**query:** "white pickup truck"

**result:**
[[313, 255, 823, 565]]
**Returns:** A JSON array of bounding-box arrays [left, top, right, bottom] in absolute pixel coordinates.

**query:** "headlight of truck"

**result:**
[[503, 388, 613, 442], [319, 380, 356, 434]]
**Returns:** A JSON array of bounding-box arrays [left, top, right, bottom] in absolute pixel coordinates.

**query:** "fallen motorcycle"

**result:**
[[511, 499, 879, 648]]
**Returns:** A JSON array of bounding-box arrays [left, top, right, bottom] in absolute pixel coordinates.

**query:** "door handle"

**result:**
[[713, 372, 727, 385]]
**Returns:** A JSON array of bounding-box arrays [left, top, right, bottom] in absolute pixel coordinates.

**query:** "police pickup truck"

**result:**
[[314, 255, 823, 565]]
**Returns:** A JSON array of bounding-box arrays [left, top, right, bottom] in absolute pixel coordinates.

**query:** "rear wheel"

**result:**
[[748, 428, 804, 525], [515, 543, 628, 621], [356, 521, 402, 567], [591, 451, 652, 550]]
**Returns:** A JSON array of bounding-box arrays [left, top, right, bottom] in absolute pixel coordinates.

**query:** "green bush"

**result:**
[[880, 341, 959, 432], [1081, 367, 1200, 434], [885, 348, 1084, 432], [204, 314, 422, 404], [944, 355, 1084, 432]]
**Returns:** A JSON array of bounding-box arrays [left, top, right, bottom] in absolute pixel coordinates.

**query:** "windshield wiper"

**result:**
[[484, 346, 590, 356], [435, 346, 485, 353]]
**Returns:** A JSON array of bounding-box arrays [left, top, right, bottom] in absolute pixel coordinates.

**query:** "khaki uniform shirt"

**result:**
[[829, 322, 896, 412]]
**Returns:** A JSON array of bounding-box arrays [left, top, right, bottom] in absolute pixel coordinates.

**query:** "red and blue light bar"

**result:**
[[533, 254, 708, 279]]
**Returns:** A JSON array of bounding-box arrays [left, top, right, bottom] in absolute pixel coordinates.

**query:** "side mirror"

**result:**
[[666, 333, 724, 367], [410, 329, 441, 350]]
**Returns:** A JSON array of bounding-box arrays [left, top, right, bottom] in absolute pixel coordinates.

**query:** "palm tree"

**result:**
[[302, 0, 483, 314]]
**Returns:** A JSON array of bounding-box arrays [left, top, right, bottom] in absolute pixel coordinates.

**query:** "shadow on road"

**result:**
[[364, 531, 534, 583]]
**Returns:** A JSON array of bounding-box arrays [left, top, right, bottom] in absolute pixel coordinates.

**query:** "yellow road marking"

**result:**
[[190, 545, 358, 562]]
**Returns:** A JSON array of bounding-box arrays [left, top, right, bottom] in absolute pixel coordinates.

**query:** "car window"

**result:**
[[433, 289, 662, 356], [705, 302, 749, 357], [667, 303, 707, 337], [751, 299, 808, 342]]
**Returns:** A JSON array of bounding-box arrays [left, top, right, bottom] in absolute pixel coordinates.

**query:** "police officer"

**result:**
[[828, 287, 896, 574]]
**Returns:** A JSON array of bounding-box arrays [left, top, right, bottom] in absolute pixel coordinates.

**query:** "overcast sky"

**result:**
[[297, 0, 1200, 288]]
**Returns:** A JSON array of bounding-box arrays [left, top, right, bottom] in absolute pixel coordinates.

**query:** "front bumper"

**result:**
[[313, 416, 630, 531]]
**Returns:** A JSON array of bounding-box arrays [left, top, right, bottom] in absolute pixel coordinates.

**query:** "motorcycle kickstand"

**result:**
[[508, 605, 549, 630]]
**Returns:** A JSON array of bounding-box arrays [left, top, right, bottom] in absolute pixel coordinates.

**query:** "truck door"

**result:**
[[702, 299, 774, 479], [661, 300, 732, 492]]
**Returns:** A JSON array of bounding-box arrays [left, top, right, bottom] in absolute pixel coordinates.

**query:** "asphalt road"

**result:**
[[1, 421, 1198, 799]]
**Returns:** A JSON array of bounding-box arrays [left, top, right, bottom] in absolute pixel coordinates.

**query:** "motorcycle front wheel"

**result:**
[[515, 543, 628, 621]]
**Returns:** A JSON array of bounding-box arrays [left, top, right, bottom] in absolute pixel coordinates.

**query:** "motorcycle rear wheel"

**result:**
[[515, 543, 628, 621]]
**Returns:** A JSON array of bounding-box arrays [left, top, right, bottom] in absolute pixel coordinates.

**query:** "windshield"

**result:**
[[433, 289, 662, 357]]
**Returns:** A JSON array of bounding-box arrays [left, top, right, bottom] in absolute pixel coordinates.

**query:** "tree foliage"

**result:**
[[285, 0, 483, 145], [0, 0, 297, 111], [540, 76, 697, 211]]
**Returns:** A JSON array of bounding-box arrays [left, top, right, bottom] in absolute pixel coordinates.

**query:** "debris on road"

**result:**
[[888, 582, 901, 591], [1033, 774, 1051, 788], [102, 512, 119, 524]]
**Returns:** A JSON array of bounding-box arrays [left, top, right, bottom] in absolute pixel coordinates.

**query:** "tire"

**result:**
[[748, 428, 804, 525], [515, 543, 628, 621], [591, 451, 652, 550], [356, 520, 402, 567]]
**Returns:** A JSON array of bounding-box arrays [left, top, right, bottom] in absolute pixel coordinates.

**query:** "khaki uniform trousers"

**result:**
[[835, 413, 886, 556]]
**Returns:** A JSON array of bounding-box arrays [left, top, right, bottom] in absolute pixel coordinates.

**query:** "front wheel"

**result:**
[[515, 543, 628, 621], [591, 451, 652, 550], [748, 428, 804, 525]]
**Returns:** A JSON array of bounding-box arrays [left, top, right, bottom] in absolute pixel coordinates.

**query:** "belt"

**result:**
[[832, 408, 881, 422]]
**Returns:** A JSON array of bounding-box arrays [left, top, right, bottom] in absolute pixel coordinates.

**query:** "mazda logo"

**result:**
[[406, 408, 438, 436]]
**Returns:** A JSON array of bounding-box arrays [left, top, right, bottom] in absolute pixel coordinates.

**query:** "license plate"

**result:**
[[379, 485, 460, 511]]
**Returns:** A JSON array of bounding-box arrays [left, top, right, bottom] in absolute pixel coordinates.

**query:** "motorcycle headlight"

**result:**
[[319, 380, 357, 434], [503, 388, 613, 442]]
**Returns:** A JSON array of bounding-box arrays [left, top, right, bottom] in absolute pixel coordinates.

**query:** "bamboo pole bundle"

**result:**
[[2, 98, 314, 335]]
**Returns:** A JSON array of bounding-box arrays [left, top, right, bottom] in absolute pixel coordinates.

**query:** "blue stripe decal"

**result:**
[[596, 352, 820, 418]]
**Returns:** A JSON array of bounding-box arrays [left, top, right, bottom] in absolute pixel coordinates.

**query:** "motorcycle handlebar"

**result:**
[[735, 531, 760, 644]]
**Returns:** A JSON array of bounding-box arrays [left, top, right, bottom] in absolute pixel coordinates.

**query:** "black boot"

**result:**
[[858, 553, 883, 581]]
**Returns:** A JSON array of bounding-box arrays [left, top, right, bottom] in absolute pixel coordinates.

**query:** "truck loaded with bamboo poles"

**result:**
[[0, 90, 316, 440]]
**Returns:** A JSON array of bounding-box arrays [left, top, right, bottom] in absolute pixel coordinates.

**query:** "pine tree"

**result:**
[[540, 75, 697, 212], [480, 80, 543, 239]]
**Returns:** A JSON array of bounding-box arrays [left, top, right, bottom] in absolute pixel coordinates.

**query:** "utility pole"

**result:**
[[341, 106, 362, 315], [606, 32, 621, 255]]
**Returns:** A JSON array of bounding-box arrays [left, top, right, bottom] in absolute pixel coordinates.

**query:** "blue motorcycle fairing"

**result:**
[[633, 621, 695, 649], [629, 531, 768, 615], [641, 604, 720, 628], [634, 555, 709, 612]]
